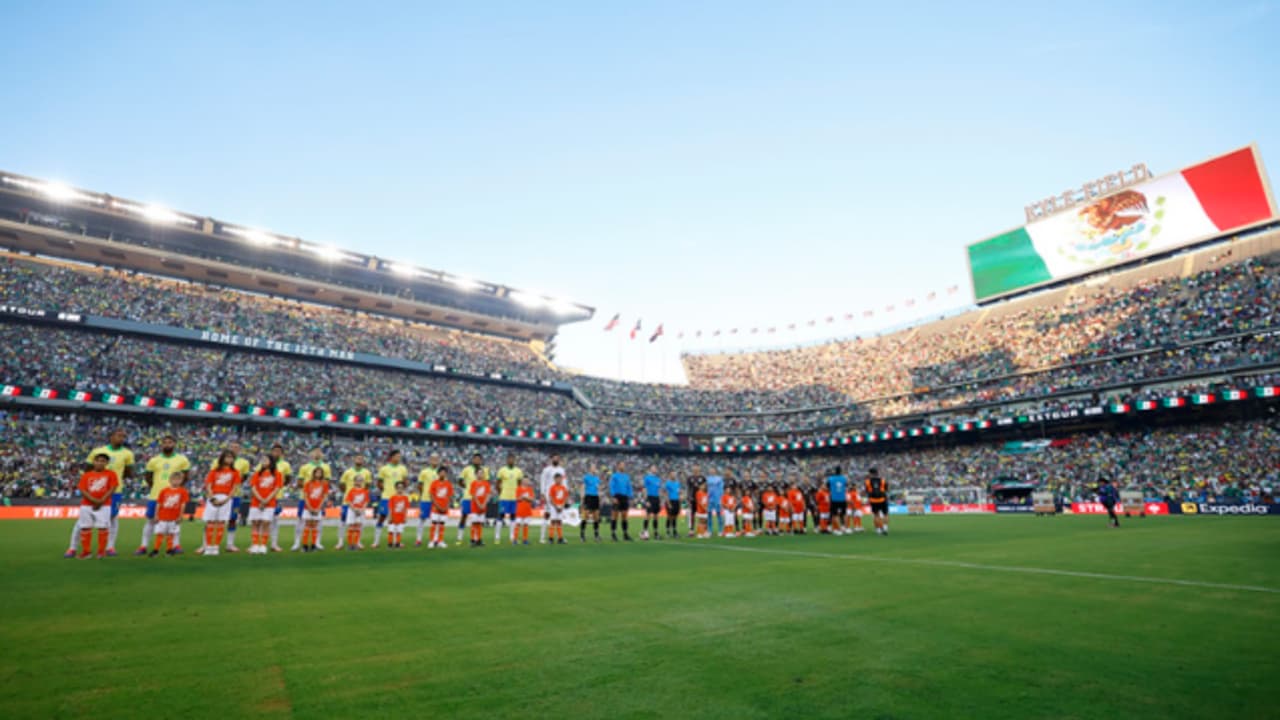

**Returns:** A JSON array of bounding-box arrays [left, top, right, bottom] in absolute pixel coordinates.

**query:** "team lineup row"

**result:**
[[66, 430, 891, 558]]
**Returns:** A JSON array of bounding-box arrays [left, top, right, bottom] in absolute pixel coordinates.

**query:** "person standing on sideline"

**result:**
[[337, 455, 373, 549], [579, 465, 603, 542], [414, 453, 442, 547], [865, 468, 890, 536], [457, 453, 490, 545], [66, 428, 135, 559], [1097, 477, 1121, 528], [538, 453, 565, 544], [495, 454, 524, 545], [136, 435, 191, 556], [375, 450, 409, 548], [609, 462, 634, 542], [705, 471, 725, 537], [641, 466, 663, 540], [663, 472, 682, 538], [293, 448, 332, 551]]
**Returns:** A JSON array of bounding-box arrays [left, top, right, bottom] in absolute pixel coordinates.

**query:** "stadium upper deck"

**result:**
[[0, 170, 593, 342]]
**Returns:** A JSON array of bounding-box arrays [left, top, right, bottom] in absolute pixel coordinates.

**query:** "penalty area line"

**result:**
[[673, 542, 1280, 595]]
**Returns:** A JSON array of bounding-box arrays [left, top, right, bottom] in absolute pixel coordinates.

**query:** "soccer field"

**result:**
[[0, 516, 1276, 720]]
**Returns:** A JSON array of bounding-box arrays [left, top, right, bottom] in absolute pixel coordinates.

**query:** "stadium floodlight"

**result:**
[[2, 177, 103, 205], [390, 263, 418, 277], [139, 204, 194, 225], [547, 298, 579, 316], [306, 243, 347, 262], [448, 275, 481, 292]]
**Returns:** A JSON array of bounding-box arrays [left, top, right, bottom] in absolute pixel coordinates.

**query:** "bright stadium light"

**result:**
[[305, 243, 347, 262], [449, 275, 481, 292], [390, 263, 418, 277], [548, 298, 579, 315], [139, 204, 192, 225], [41, 182, 80, 202]]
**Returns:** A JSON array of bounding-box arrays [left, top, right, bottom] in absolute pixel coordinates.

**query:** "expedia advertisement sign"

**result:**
[[1168, 502, 1280, 516]]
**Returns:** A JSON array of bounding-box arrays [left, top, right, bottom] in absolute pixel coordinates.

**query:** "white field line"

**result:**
[[674, 541, 1280, 595]]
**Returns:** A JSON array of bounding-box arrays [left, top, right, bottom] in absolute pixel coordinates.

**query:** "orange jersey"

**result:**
[[847, 490, 860, 509], [787, 489, 805, 511], [428, 479, 453, 513], [388, 494, 410, 524], [723, 494, 738, 511], [762, 491, 779, 510], [345, 486, 370, 510], [470, 479, 492, 509], [516, 486, 535, 518], [815, 488, 831, 511], [303, 480, 329, 513], [740, 495, 755, 514], [78, 470, 118, 506], [695, 490, 709, 514], [779, 497, 792, 515], [549, 483, 568, 508], [155, 486, 190, 521], [205, 468, 240, 497], [250, 470, 283, 508]]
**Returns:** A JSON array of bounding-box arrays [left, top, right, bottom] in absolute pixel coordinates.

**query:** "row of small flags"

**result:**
[[602, 286, 963, 341], [0, 385, 639, 446]]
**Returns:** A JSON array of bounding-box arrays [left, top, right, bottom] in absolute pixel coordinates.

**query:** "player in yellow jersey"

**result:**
[[456, 453, 490, 544], [374, 449, 409, 548], [65, 428, 136, 558], [414, 452, 442, 547], [135, 435, 191, 555], [292, 448, 333, 551], [494, 453, 524, 545], [267, 443, 293, 552], [336, 455, 373, 549]]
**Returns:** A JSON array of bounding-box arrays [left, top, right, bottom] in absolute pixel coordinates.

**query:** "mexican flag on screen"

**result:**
[[970, 147, 1275, 300]]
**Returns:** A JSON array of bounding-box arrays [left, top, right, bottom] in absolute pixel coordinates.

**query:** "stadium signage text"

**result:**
[[1024, 163, 1151, 222], [0, 304, 81, 322], [199, 330, 357, 361], [1178, 502, 1279, 516]]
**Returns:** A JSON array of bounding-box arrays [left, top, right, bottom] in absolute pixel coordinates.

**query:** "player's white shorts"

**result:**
[[302, 509, 325, 523], [203, 501, 232, 523], [430, 511, 450, 523], [516, 516, 531, 526], [545, 506, 564, 522], [763, 510, 777, 523], [248, 507, 275, 523], [155, 520, 180, 536], [792, 513, 805, 523], [853, 508, 864, 518], [819, 512, 830, 520], [695, 512, 708, 521], [79, 505, 111, 529], [345, 515, 365, 528], [469, 512, 487, 525], [387, 523, 404, 534], [722, 511, 736, 527]]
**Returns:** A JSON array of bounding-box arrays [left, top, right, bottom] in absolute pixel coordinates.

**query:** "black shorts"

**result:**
[[583, 495, 600, 512], [613, 495, 630, 513], [831, 500, 848, 517], [666, 500, 680, 518], [870, 500, 889, 516], [645, 497, 661, 514]]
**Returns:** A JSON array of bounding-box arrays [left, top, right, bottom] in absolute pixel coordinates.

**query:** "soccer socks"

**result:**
[[580, 522, 586, 540], [79, 528, 92, 556], [373, 524, 384, 548], [456, 515, 467, 542], [540, 516, 548, 542], [417, 516, 428, 544], [269, 515, 281, 547], [108, 516, 120, 551]]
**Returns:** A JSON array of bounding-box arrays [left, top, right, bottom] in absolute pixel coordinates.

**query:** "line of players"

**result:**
[[64, 429, 893, 558]]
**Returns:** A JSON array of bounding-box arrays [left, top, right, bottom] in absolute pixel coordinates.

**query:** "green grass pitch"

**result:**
[[0, 515, 1276, 719]]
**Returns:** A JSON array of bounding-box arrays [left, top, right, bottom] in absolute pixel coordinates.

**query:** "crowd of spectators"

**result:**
[[3, 249, 1280, 438], [3, 411, 1275, 509]]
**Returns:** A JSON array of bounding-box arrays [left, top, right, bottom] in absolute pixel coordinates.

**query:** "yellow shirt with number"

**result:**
[[496, 465, 524, 501], [377, 463, 409, 497], [145, 453, 191, 500], [85, 445, 135, 491], [418, 466, 440, 491]]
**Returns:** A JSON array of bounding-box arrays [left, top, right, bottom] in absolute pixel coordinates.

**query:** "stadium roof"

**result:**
[[0, 170, 593, 342]]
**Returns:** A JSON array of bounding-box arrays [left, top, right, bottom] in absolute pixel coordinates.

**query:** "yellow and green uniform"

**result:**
[[417, 465, 440, 490], [496, 465, 524, 501], [144, 453, 191, 500], [85, 445, 135, 493], [340, 466, 373, 495], [377, 463, 409, 498], [459, 464, 490, 498], [298, 461, 333, 485]]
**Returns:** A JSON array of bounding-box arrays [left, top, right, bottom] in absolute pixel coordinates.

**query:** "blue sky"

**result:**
[[3, 1, 1277, 382]]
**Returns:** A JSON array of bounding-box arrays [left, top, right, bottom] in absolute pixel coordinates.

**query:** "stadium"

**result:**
[[2, 7, 1279, 720]]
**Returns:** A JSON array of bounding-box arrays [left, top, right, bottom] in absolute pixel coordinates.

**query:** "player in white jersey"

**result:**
[[538, 453, 564, 544]]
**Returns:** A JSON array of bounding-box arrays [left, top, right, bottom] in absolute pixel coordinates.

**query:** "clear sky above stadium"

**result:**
[[2, 1, 1277, 382]]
